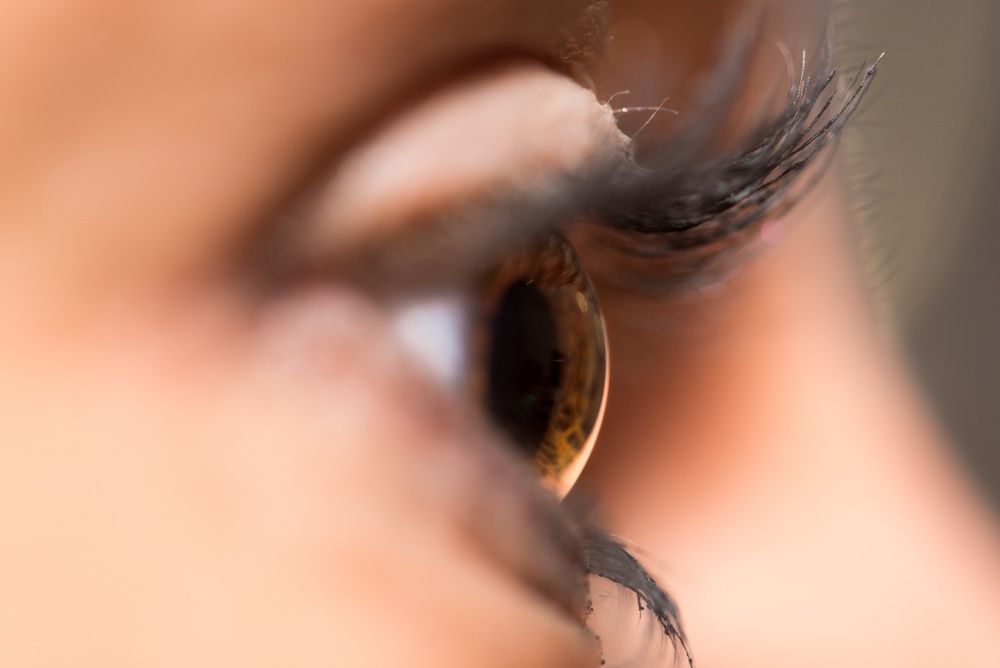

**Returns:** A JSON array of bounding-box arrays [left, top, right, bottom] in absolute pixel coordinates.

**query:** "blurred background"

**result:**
[[836, 0, 1000, 508]]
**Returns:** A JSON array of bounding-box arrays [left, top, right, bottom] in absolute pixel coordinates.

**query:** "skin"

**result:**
[[1, 1, 998, 668], [580, 174, 1000, 666], [577, 2, 1000, 665]]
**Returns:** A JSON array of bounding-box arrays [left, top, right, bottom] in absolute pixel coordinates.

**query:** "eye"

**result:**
[[472, 234, 609, 497]]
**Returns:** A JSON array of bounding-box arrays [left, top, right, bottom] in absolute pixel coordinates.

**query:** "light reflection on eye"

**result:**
[[472, 234, 608, 498]]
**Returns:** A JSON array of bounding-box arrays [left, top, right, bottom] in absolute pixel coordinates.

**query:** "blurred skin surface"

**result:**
[[1, 1, 999, 668]]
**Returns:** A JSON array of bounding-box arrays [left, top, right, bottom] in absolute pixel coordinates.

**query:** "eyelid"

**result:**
[[255, 39, 878, 301], [263, 62, 629, 292]]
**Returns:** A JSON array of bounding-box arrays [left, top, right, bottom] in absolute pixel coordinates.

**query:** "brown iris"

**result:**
[[472, 234, 608, 497]]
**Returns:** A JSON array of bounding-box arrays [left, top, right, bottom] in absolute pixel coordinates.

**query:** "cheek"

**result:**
[[4, 285, 462, 550]]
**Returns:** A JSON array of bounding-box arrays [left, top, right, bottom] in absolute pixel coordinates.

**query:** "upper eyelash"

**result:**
[[596, 36, 882, 251], [556, 31, 882, 296]]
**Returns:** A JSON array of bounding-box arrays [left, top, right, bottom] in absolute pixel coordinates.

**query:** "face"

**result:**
[[0, 1, 920, 667]]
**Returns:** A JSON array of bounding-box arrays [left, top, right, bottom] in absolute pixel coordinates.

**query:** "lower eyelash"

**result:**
[[581, 524, 693, 667]]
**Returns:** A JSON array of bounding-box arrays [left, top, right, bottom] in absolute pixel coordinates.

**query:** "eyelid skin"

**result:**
[[320, 64, 625, 239], [280, 63, 629, 268]]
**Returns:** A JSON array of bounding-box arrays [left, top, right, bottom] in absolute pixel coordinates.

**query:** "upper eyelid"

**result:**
[[368, 62, 875, 291], [254, 36, 878, 299], [250, 63, 627, 295]]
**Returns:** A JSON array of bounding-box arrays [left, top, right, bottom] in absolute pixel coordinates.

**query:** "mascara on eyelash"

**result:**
[[602, 50, 882, 244]]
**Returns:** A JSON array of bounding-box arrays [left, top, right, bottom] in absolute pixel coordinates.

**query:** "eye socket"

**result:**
[[472, 234, 609, 497]]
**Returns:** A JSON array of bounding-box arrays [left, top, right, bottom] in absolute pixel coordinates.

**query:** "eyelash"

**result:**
[[577, 35, 882, 293], [582, 524, 694, 666], [609, 52, 879, 238]]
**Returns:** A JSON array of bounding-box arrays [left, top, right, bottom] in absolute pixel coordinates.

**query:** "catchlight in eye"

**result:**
[[472, 234, 608, 497]]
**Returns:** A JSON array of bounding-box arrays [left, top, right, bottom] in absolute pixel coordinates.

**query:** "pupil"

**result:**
[[486, 281, 563, 457]]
